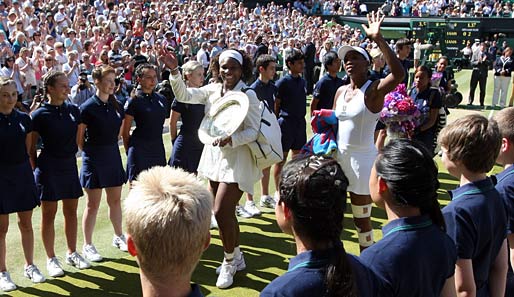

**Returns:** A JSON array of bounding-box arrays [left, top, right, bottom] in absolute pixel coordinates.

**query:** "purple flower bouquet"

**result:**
[[380, 84, 421, 139]]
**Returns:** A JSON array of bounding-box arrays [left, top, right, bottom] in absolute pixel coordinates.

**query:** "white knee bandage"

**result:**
[[351, 204, 373, 219], [358, 231, 374, 247]]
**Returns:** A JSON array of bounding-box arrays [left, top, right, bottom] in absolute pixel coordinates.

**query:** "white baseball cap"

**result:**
[[337, 45, 370, 62]]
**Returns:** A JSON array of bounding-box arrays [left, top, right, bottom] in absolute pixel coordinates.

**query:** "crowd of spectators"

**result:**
[[307, 0, 514, 18], [2, 0, 512, 109]]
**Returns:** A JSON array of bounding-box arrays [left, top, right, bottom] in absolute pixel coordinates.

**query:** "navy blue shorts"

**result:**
[[279, 117, 307, 152]]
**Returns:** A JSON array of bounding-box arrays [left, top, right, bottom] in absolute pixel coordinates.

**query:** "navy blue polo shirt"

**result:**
[[0, 109, 32, 165], [494, 167, 514, 234], [493, 167, 514, 283], [312, 73, 343, 110], [384, 58, 411, 86], [124, 91, 167, 143], [443, 178, 507, 297], [250, 79, 277, 110], [276, 74, 306, 121], [80, 96, 124, 147], [189, 284, 204, 297], [171, 100, 204, 136], [31, 102, 81, 159], [260, 246, 381, 297], [360, 215, 456, 297]]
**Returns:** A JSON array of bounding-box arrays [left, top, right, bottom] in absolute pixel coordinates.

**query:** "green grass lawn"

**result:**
[[3, 69, 506, 296]]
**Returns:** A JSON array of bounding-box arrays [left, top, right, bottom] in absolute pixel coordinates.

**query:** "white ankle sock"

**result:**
[[224, 251, 235, 262]]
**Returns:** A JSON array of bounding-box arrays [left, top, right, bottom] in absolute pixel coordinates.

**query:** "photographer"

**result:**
[[114, 71, 129, 107], [69, 72, 95, 107]]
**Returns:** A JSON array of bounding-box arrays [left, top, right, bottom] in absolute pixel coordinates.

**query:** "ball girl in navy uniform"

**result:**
[[77, 65, 127, 263], [361, 139, 457, 296], [261, 156, 380, 297], [409, 66, 443, 156], [168, 60, 205, 174], [121, 64, 167, 183], [0, 77, 44, 291], [29, 71, 90, 278]]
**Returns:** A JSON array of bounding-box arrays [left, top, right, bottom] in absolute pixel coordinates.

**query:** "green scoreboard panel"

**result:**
[[410, 20, 481, 58]]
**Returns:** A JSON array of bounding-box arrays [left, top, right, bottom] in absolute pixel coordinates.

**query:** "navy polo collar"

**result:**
[[255, 79, 273, 87], [382, 215, 432, 238], [0, 109, 17, 120], [325, 73, 339, 80], [136, 90, 155, 99], [93, 95, 110, 106], [41, 102, 66, 110], [448, 177, 495, 201], [287, 244, 341, 272], [495, 167, 514, 184]]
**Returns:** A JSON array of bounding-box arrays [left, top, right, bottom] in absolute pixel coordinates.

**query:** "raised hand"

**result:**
[[158, 47, 178, 70], [362, 11, 385, 41]]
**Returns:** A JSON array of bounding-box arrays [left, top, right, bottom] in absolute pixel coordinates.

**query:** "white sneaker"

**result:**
[[83, 244, 103, 262], [66, 252, 91, 269], [46, 257, 64, 277], [112, 234, 128, 252], [244, 201, 261, 216], [210, 213, 218, 229], [259, 195, 276, 208], [236, 205, 252, 218], [216, 260, 237, 289], [24, 264, 46, 283], [216, 252, 246, 274], [0, 271, 16, 292]]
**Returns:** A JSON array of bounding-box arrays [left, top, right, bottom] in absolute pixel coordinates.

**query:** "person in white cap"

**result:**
[[333, 11, 404, 250], [160, 48, 261, 290]]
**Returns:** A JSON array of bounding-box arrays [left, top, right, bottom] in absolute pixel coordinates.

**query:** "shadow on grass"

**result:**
[[455, 104, 484, 111], [8, 257, 141, 297], [194, 215, 294, 293]]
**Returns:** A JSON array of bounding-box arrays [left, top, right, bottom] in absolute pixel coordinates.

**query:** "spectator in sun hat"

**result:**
[[25, 17, 39, 38], [54, 4, 69, 34], [64, 28, 83, 55], [21, 2, 35, 28], [63, 50, 80, 87]]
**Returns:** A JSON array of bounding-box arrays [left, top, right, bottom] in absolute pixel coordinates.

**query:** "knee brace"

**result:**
[[351, 204, 374, 247], [351, 203, 373, 219], [357, 231, 374, 247]]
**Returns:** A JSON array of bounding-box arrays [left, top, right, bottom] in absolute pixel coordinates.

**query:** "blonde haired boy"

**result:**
[[125, 166, 212, 297]]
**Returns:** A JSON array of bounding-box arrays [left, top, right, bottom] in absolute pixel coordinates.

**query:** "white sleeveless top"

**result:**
[[335, 80, 379, 152]]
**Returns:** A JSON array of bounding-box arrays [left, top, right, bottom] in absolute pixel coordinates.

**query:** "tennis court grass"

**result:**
[[3, 69, 505, 296]]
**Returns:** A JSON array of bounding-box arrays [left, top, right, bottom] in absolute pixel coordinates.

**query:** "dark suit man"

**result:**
[[468, 42, 491, 107], [302, 34, 316, 95]]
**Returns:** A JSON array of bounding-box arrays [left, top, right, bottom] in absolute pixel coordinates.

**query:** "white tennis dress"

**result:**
[[334, 80, 379, 195], [170, 73, 262, 195]]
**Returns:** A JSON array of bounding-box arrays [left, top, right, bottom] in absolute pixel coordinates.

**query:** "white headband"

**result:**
[[219, 49, 243, 65]]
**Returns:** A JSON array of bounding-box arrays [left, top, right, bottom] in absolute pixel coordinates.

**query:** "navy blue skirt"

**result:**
[[168, 135, 203, 174], [35, 153, 83, 201], [80, 145, 126, 189], [126, 139, 166, 181], [0, 160, 39, 214]]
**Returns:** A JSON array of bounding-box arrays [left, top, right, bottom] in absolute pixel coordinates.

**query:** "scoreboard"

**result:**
[[410, 20, 481, 58]]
